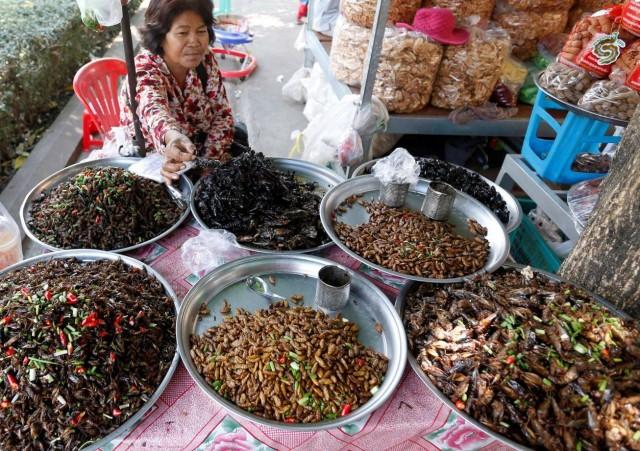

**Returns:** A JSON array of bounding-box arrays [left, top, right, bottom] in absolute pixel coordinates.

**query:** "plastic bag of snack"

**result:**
[[422, 0, 495, 26], [498, 0, 574, 9], [330, 17, 444, 112], [539, 62, 593, 104], [560, 7, 633, 78], [431, 26, 511, 109], [491, 55, 528, 107], [610, 39, 640, 88], [341, 0, 421, 28], [578, 78, 640, 120], [493, 7, 569, 60]]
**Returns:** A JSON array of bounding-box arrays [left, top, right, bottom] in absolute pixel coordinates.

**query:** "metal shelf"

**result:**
[[303, 0, 534, 142]]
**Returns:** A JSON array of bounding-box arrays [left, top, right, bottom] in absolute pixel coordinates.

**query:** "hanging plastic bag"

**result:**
[[302, 63, 340, 121], [181, 230, 251, 279], [86, 126, 137, 161], [298, 94, 388, 173], [76, 0, 122, 29], [0, 202, 22, 271], [282, 67, 311, 104]]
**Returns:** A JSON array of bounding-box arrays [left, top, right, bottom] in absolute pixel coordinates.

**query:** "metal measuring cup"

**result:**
[[315, 265, 351, 311], [421, 181, 456, 221], [379, 182, 410, 208]]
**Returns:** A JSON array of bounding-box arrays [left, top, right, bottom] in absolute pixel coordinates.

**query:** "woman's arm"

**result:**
[[203, 60, 235, 159], [135, 65, 185, 153]]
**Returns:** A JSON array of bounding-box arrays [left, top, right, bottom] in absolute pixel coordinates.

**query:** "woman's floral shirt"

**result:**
[[119, 48, 234, 158]]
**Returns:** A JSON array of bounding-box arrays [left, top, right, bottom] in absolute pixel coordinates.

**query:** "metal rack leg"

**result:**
[[496, 155, 580, 242]]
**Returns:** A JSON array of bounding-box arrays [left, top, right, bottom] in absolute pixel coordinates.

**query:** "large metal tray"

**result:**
[[320, 176, 510, 284], [0, 250, 180, 451], [20, 157, 192, 253], [177, 254, 407, 431], [395, 263, 632, 451], [190, 158, 345, 254], [535, 74, 629, 127], [351, 159, 522, 233]]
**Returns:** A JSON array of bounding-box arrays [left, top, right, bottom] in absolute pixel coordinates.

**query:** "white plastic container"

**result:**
[[0, 202, 23, 270]]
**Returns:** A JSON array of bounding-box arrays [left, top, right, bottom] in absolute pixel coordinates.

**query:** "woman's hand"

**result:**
[[162, 130, 196, 184]]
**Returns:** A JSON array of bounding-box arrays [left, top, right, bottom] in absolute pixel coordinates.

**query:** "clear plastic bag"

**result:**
[[431, 27, 511, 110], [76, 0, 122, 28], [330, 17, 444, 112], [302, 63, 340, 121], [539, 62, 593, 104], [449, 102, 519, 124], [567, 177, 604, 233], [578, 79, 640, 121], [491, 55, 528, 107], [493, 6, 569, 60], [298, 94, 388, 172], [181, 229, 251, 278], [86, 126, 137, 161], [0, 202, 22, 271], [341, 0, 421, 29], [610, 39, 640, 85], [423, 0, 495, 26], [371, 148, 420, 185], [282, 67, 311, 104], [497, 0, 574, 9]]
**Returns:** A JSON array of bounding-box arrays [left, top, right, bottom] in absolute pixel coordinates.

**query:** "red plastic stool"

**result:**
[[212, 48, 257, 81]]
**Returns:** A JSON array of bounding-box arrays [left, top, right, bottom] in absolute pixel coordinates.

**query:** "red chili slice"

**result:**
[[284, 417, 296, 423], [505, 355, 516, 365], [44, 290, 53, 301], [20, 287, 30, 297], [5, 347, 15, 357], [455, 400, 465, 410], [0, 400, 10, 409], [70, 412, 85, 427], [112, 408, 122, 417], [340, 404, 352, 416], [7, 373, 19, 391], [59, 331, 68, 347], [109, 352, 117, 364], [355, 357, 365, 367], [66, 293, 78, 304]]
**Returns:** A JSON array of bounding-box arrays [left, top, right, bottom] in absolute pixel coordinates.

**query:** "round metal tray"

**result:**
[[0, 250, 180, 451], [535, 74, 629, 127], [351, 159, 522, 233], [190, 158, 345, 254], [319, 176, 510, 284], [395, 263, 632, 451], [177, 254, 407, 431], [20, 157, 192, 253]]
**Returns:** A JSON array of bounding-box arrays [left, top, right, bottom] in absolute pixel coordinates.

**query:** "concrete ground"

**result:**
[[221, 0, 309, 157]]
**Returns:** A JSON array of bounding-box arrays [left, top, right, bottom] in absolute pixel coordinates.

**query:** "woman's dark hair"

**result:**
[[142, 0, 215, 55]]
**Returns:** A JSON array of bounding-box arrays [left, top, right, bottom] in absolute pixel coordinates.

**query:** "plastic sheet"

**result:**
[[422, 0, 495, 25], [330, 18, 444, 112], [578, 79, 640, 121], [181, 230, 250, 279], [371, 148, 420, 185], [539, 62, 593, 104], [431, 26, 510, 110], [567, 177, 604, 233], [341, 0, 421, 29]]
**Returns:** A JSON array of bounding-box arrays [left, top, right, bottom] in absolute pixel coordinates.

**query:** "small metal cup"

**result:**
[[315, 265, 351, 311], [421, 181, 456, 221], [379, 182, 410, 208]]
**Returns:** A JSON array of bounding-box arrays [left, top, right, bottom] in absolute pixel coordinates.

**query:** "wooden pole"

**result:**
[[121, 0, 146, 156], [559, 111, 640, 318]]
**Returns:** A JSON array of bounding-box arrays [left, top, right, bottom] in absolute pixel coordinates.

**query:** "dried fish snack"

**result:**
[[334, 201, 490, 279], [190, 302, 388, 423], [431, 27, 510, 109], [330, 18, 443, 112], [422, 0, 495, 25], [404, 267, 640, 451], [341, 0, 421, 29], [28, 167, 184, 251], [0, 258, 176, 450], [194, 151, 328, 251]]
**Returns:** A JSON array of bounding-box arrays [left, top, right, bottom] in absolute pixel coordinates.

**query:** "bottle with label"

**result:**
[[0, 202, 23, 271]]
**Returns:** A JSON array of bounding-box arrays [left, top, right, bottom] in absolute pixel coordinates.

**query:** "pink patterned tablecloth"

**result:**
[[103, 222, 513, 451]]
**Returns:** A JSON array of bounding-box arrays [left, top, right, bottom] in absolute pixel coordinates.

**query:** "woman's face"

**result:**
[[162, 10, 209, 71]]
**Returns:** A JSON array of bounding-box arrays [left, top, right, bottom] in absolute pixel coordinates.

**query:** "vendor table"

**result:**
[[99, 221, 513, 451]]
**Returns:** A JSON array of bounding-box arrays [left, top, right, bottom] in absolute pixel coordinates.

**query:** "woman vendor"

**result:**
[[120, 0, 237, 183]]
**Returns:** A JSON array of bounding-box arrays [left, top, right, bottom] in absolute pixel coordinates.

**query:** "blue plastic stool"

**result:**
[[521, 90, 621, 185]]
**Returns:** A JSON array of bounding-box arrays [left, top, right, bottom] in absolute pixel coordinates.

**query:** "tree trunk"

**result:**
[[559, 113, 640, 318]]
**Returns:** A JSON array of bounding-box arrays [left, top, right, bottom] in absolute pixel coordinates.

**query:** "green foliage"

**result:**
[[0, 0, 141, 165]]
